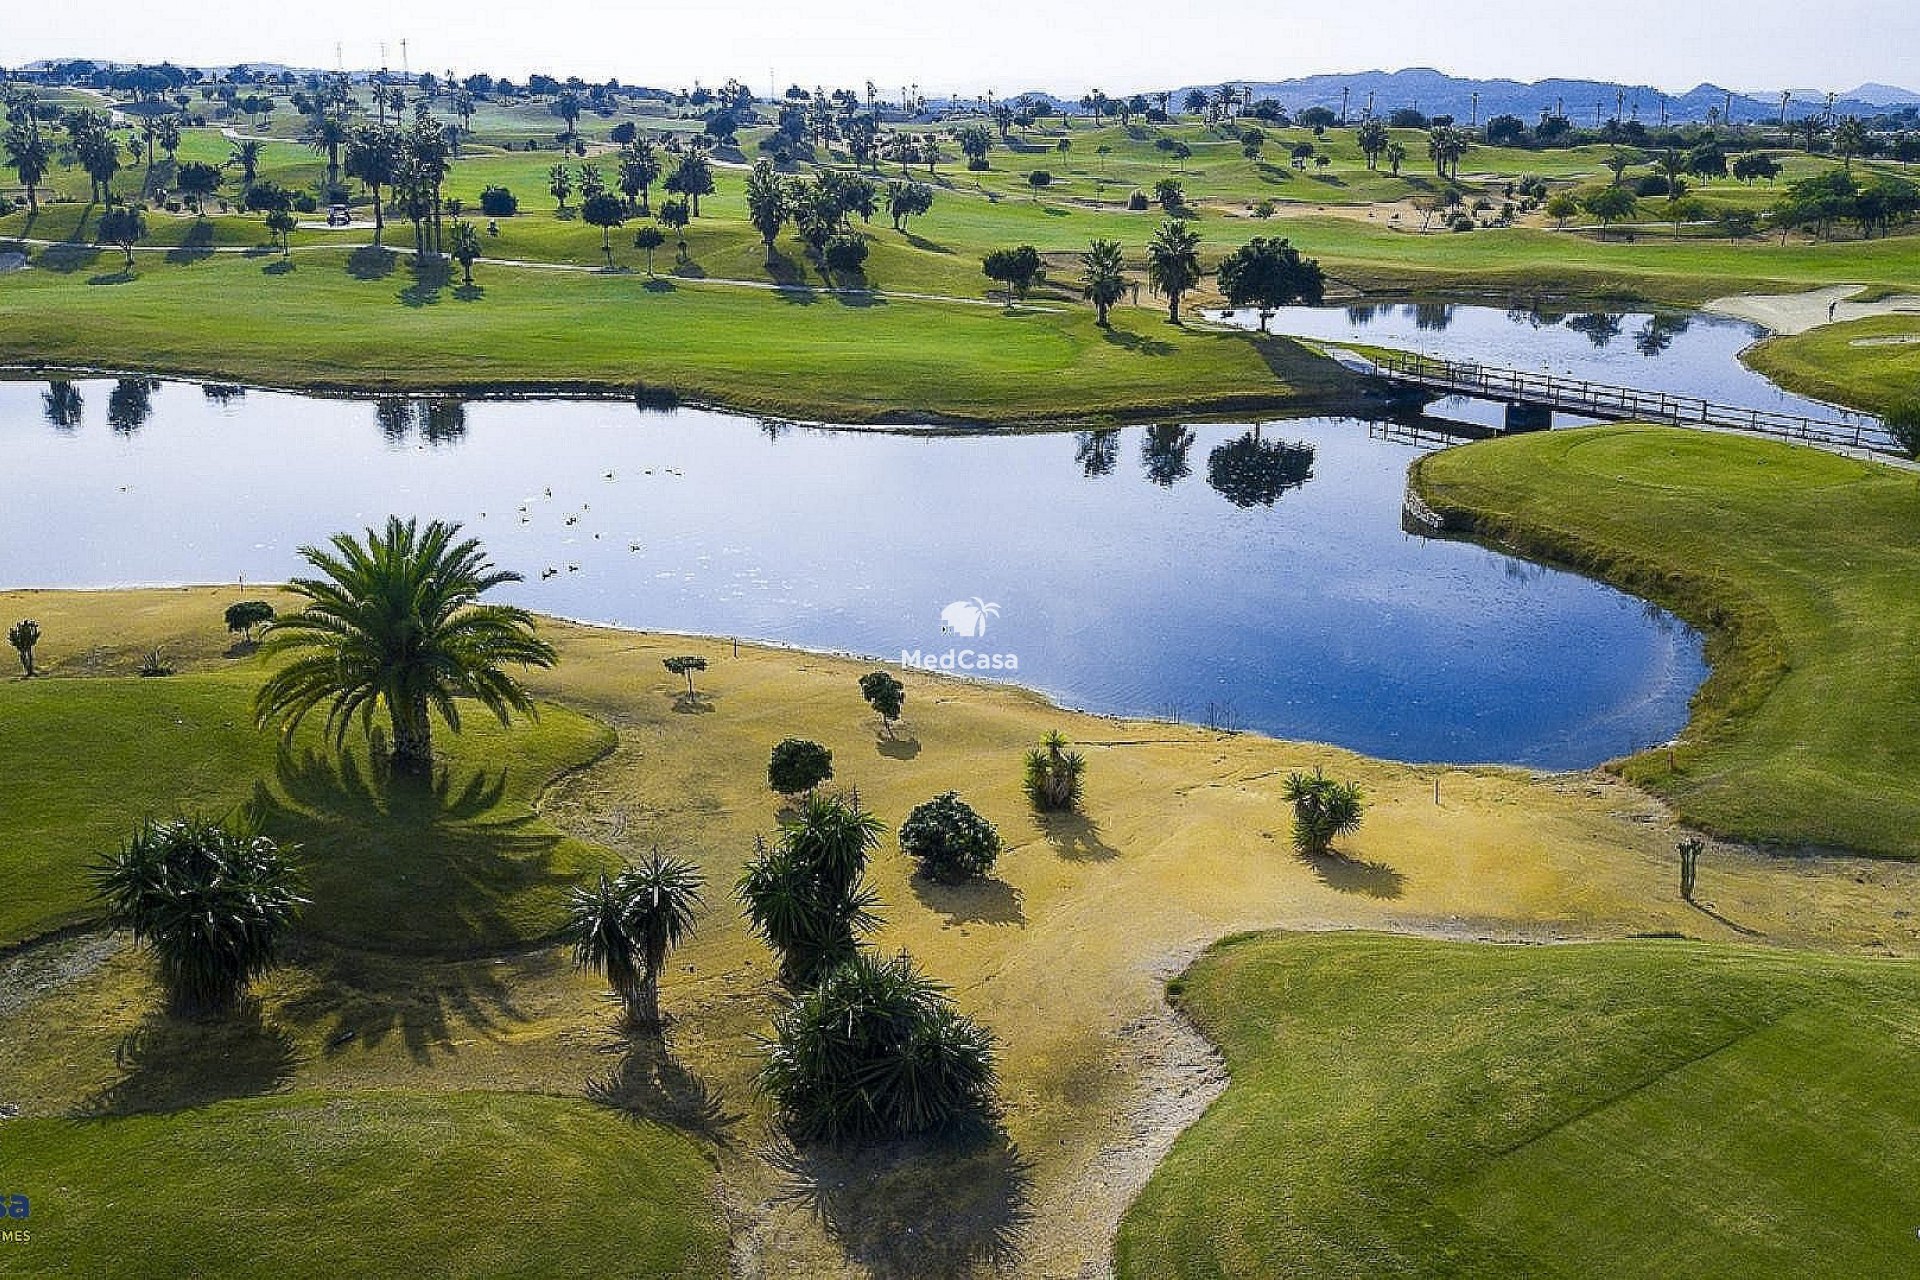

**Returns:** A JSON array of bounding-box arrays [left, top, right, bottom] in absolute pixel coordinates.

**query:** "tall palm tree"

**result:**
[[567, 854, 706, 1028], [1145, 219, 1203, 323], [254, 516, 557, 774], [229, 138, 263, 188], [1080, 239, 1128, 327], [305, 111, 349, 191]]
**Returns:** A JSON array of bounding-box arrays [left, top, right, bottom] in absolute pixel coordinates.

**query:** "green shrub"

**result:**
[[759, 950, 997, 1142], [1024, 731, 1086, 812], [768, 737, 834, 797], [1885, 401, 1920, 460], [1282, 769, 1366, 855], [899, 792, 1001, 883]]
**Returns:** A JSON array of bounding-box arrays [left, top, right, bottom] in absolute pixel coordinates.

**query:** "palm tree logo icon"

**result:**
[[940, 598, 1001, 637]]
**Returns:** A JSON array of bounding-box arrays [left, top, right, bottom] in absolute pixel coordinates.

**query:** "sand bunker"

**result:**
[[1705, 284, 1920, 335]]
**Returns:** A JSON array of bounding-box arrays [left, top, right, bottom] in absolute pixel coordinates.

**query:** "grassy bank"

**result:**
[[2, 1090, 726, 1278], [1117, 931, 1920, 1278], [1414, 425, 1920, 857], [4, 587, 1917, 1275], [0, 248, 1352, 422], [1745, 313, 1920, 418]]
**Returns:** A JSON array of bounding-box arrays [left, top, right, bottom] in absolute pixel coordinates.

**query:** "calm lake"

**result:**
[[0, 345, 1711, 768]]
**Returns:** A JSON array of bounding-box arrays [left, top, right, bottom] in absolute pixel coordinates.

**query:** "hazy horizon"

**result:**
[[6, 0, 1916, 101]]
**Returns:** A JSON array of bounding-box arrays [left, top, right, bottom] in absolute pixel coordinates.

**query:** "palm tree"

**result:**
[[633, 225, 666, 276], [1145, 219, 1202, 323], [254, 516, 557, 774], [230, 138, 263, 188], [1384, 141, 1407, 176], [1832, 117, 1868, 173], [450, 218, 482, 284], [3, 121, 51, 212], [1080, 238, 1127, 326], [90, 817, 306, 1013], [738, 795, 885, 988], [8, 618, 41, 675], [1024, 731, 1086, 811], [567, 854, 706, 1028], [305, 111, 349, 192], [1282, 769, 1365, 855]]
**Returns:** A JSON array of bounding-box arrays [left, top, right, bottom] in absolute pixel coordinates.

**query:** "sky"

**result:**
[[6, 0, 1916, 99]]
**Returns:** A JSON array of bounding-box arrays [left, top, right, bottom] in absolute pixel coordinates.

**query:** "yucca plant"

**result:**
[[738, 794, 885, 988], [7, 618, 40, 676], [254, 516, 557, 774], [759, 950, 998, 1143], [566, 853, 706, 1029], [91, 817, 306, 1014], [1023, 731, 1086, 812], [1282, 769, 1366, 855]]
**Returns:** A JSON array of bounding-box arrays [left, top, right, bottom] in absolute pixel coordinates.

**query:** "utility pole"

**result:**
[[1340, 84, 1350, 126], [1470, 91, 1479, 127], [1660, 94, 1668, 126], [1825, 90, 1836, 123], [400, 38, 409, 83], [1780, 90, 1791, 127], [1724, 89, 1734, 126], [1365, 89, 1375, 119], [1615, 87, 1625, 124]]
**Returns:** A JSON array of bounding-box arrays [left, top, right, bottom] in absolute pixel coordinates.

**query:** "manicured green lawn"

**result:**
[[0, 247, 1349, 421], [1117, 932, 1920, 1278], [0, 668, 617, 950], [1415, 425, 1920, 857], [1746, 313, 1920, 417], [0, 1090, 726, 1278]]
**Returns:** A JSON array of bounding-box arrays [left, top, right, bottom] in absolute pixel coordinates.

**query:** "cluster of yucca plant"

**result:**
[[91, 817, 307, 1013], [7, 618, 40, 676], [566, 852, 707, 1029], [1023, 731, 1086, 812], [737, 794, 884, 989], [759, 949, 998, 1143], [1282, 769, 1366, 855]]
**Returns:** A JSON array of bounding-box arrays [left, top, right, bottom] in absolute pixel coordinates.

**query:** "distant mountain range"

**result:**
[[1166, 69, 1915, 126]]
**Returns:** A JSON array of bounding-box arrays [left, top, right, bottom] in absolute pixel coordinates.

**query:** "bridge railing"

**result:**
[[1369, 350, 1892, 454]]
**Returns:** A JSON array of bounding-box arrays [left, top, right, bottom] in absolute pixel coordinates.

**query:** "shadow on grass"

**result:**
[[35, 242, 103, 275], [399, 255, 454, 308], [276, 939, 552, 1064], [910, 873, 1025, 926], [346, 244, 397, 280], [78, 1003, 299, 1117], [669, 690, 717, 715], [1296, 848, 1406, 899], [86, 269, 137, 286], [902, 231, 950, 254], [262, 259, 295, 276], [1101, 327, 1175, 356], [766, 1130, 1033, 1278], [1688, 898, 1766, 938], [642, 276, 677, 293], [453, 283, 486, 302], [876, 735, 921, 761], [248, 746, 577, 953], [1034, 810, 1118, 862], [586, 1030, 741, 1146], [164, 220, 215, 264]]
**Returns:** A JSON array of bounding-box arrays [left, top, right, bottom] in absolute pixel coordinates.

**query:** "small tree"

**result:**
[[265, 207, 297, 260], [1216, 236, 1325, 329], [8, 618, 41, 676], [1545, 191, 1580, 227], [982, 244, 1042, 306], [1884, 401, 1920, 460], [581, 191, 627, 266], [664, 655, 708, 697], [566, 853, 705, 1028], [1282, 769, 1365, 855], [858, 670, 905, 735], [450, 218, 482, 285], [769, 737, 835, 798], [175, 160, 223, 215], [479, 185, 518, 216], [223, 600, 276, 644], [1678, 836, 1705, 902], [90, 817, 306, 1013], [1145, 218, 1202, 323], [1581, 185, 1639, 235], [738, 794, 885, 987], [633, 225, 666, 275], [899, 792, 1001, 883], [548, 162, 574, 211], [97, 204, 147, 270], [1024, 731, 1086, 812], [659, 198, 692, 257], [759, 950, 997, 1142]]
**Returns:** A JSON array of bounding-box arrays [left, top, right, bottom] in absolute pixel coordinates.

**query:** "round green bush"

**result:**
[[768, 737, 834, 797], [898, 791, 1001, 882]]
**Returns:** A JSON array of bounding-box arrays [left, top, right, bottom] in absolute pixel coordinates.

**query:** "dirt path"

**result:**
[[1704, 283, 1920, 334]]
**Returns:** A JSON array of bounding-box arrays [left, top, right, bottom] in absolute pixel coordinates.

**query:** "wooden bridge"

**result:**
[[1352, 349, 1893, 454]]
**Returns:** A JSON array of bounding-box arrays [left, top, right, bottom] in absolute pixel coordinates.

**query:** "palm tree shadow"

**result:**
[[248, 746, 574, 953], [765, 1129, 1033, 1277], [1688, 899, 1765, 938], [585, 1031, 741, 1146], [1296, 848, 1406, 898], [910, 874, 1025, 926], [76, 1003, 299, 1117], [398, 256, 453, 307], [275, 939, 552, 1064], [164, 220, 215, 264], [346, 244, 397, 279], [1034, 810, 1118, 862], [1101, 327, 1176, 356]]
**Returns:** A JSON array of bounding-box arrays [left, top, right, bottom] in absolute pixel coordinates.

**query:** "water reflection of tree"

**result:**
[[106, 377, 159, 434], [373, 397, 469, 445], [1345, 304, 1378, 325], [1566, 313, 1623, 349], [1206, 431, 1315, 507], [201, 384, 247, 406], [1140, 425, 1196, 487], [1413, 302, 1454, 332], [1634, 314, 1692, 357], [42, 380, 83, 430], [1075, 429, 1120, 478]]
